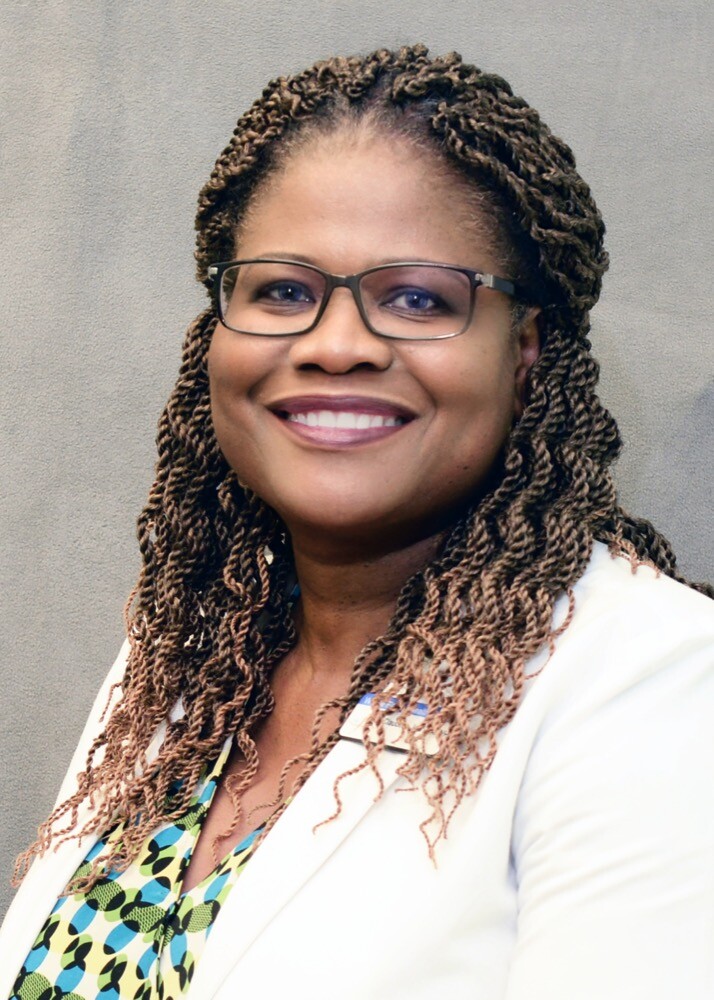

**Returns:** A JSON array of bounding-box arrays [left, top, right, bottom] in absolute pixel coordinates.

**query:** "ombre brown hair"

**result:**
[[15, 44, 712, 887]]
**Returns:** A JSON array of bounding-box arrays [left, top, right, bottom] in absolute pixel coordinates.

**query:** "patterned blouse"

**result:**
[[10, 738, 260, 1000]]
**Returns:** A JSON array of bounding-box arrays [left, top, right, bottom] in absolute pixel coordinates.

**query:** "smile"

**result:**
[[269, 395, 414, 447], [287, 411, 403, 429]]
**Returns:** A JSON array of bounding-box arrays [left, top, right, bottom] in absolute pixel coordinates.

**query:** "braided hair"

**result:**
[[15, 44, 711, 887]]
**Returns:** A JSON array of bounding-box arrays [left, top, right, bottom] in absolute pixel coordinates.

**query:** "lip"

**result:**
[[267, 394, 417, 448]]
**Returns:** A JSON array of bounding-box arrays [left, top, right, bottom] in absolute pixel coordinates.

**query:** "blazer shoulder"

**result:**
[[507, 549, 714, 998], [515, 542, 714, 733], [568, 541, 714, 647]]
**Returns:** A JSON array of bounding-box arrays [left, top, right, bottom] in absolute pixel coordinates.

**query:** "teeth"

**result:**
[[288, 410, 402, 429]]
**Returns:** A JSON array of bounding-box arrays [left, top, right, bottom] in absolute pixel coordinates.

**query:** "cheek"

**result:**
[[206, 328, 269, 468], [207, 324, 282, 411], [418, 339, 518, 429], [207, 326, 252, 397], [413, 341, 520, 497]]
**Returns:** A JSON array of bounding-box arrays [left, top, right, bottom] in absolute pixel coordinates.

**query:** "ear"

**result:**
[[513, 307, 542, 419]]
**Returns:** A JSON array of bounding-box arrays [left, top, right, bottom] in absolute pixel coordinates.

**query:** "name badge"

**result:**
[[339, 693, 439, 756]]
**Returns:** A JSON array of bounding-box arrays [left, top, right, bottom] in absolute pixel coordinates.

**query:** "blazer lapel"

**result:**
[[0, 725, 404, 1000], [0, 821, 100, 998], [0, 645, 155, 998], [189, 737, 406, 1000]]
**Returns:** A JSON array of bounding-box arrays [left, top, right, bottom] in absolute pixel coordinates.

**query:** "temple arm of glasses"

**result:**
[[480, 273, 517, 297]]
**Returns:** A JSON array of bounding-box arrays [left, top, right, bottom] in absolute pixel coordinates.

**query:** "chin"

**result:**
[[267, 492, 458, 559]]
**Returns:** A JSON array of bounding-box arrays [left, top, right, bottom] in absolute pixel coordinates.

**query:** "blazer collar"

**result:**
[[189, 736, 405, 999]]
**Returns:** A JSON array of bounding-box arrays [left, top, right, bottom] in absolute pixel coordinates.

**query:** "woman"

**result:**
[[1, 44, 712, 1000]]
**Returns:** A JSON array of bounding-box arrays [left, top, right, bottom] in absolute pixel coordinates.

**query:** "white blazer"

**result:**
[[1, 543, 713, 999]]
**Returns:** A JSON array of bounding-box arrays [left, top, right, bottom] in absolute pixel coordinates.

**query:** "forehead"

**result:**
[[235, 132, 501, 272]]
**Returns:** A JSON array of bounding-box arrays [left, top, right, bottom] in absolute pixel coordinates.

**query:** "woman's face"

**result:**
[[207, 133, 539, 556]]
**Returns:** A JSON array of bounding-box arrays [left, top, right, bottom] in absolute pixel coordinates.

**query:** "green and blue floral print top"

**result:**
[[10, 738, 262, 1000]]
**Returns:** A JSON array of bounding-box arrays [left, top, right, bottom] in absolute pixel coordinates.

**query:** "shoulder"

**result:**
[[496, 544, 714, 997], [570, 540, 713, 635], [518, 541, 714, 801], [532, 541, 714, 706], [507, 542, 714, 752], [504, 546, 714, 997]]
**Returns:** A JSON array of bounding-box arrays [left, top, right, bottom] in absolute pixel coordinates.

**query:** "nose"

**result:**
[[288, 287, 393, 374]]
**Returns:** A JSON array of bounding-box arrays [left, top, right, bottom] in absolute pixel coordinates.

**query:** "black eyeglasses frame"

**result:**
[[206, 258, 522, 341]]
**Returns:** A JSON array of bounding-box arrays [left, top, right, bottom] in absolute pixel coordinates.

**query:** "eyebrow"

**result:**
[[243, 251, 317, 264]]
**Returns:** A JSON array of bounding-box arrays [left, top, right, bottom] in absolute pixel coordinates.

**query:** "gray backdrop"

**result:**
[[1, 1, 712, 919]]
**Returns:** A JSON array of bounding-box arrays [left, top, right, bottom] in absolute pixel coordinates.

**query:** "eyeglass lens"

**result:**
[[219, 262, 472, 338]]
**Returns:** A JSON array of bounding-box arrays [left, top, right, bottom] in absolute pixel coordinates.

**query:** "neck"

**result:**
[[287, 531, 441, 681]]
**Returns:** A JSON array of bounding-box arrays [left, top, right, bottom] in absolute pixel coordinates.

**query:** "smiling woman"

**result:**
[[1, 44, 713, 1000]]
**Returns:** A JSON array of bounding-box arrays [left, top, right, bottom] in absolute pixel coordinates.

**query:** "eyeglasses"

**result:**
[[207, 258, 521, 341]]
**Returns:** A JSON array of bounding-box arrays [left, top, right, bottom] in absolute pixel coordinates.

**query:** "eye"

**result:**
[[258, 280, 316, 305], [382, 286, 450, 317]]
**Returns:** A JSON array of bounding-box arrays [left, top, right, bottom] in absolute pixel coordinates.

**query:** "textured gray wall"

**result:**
[[1, 1, 712, 919]]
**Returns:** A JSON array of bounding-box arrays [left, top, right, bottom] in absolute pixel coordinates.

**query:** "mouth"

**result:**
[[268, 395, 415, 447]]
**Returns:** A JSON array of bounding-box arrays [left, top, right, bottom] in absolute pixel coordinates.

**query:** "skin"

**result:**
[[181, 132, 540, 891]]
